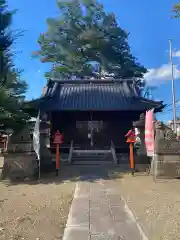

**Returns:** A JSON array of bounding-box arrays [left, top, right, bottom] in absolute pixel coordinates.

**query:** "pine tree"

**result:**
[[172, 3, 180, 18], [0, 0, 30, 131], [34, 0, 147, 86]]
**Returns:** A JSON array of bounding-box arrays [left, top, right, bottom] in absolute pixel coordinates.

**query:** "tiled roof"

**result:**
[[40, 81, 163, 111]]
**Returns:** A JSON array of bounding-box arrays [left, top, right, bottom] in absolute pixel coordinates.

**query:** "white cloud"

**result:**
[[144, 64, 180, 86], [172, 50, 180, 57]]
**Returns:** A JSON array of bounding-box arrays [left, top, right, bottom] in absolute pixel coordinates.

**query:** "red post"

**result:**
[[125, 130, 136, 175], [53, 130, 64, 176], [129, 143, 135, 174]]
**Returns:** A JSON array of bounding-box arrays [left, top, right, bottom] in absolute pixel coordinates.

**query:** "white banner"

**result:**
[[33, 113, 40, 160]]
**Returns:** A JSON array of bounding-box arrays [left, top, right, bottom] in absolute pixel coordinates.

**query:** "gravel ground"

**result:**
[[0, 176, 75, 240], [116, 173, 180, 240], [2, 164, 180, 240]]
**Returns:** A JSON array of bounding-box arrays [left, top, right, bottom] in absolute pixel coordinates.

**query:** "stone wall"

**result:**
[[153, 122, 180, 179], [7, 142, 33, 153]]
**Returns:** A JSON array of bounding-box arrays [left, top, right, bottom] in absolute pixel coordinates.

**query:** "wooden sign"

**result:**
[[125, 129, 136, 138], [125, 130, 136, 143], [53, 130, 64, 144]]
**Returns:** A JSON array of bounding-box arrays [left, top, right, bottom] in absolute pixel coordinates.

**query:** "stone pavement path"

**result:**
[[63, 175, 147, 240]]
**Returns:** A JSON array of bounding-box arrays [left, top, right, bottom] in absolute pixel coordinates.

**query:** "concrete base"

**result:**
[[1, 152, 37, 181], [154, 154, 180, 179], [156, 162, 180, 179], [135, 164, 150, 173]]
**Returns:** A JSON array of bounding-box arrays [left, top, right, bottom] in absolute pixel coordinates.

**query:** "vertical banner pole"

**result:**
[[125, 129, 136, 176], [56, 143, 59, 176], [129, 143, 135, 175], [153, 153, 157, 182], [33, 112, 40, 180]]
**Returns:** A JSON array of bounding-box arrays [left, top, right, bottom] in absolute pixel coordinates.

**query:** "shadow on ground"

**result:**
[[1, 163, 130, 186]]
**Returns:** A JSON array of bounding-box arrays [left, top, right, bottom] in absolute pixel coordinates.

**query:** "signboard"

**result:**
[[125, 130, 136, 143], [53, 131, 64, 144]]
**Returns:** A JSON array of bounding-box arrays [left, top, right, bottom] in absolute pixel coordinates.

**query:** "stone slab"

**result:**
[[67, 209, 89, 227], [110, 206, 129, 222], [107, 194, 124, 207], [90, 215, 115, 235], [113, 222, 141, 239], [63, 226, 90, 240], [90, 233, 119, 240], [63, 175, 145, 240]]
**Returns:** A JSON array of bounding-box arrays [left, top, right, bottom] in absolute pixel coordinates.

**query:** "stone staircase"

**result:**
[[71, 149, 113, 165], [68, 141, 117, 165]]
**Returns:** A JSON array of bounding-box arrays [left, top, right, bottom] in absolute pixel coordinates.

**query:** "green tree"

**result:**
[[0, 0, 30, 131], [34, 0, 147, 86], [172, 3, 180, 18]]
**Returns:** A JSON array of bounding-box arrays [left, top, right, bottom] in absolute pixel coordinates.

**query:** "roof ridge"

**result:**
[[49, 78, 138, 84]]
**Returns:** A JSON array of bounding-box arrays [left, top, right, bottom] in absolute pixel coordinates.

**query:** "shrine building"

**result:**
[[28, 79, 164, 165]]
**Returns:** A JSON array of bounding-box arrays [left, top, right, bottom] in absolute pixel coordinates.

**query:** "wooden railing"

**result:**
[[68, 140, 73, 164]]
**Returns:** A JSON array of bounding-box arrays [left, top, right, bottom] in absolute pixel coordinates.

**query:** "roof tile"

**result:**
[[42, 82, 162, 111]]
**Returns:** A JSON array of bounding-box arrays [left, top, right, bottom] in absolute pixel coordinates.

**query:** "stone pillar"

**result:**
[[154, 121, 177, 156], [133, 113, 149, 171], [153, 121, 180, 179], [39, 113, 52, 171]]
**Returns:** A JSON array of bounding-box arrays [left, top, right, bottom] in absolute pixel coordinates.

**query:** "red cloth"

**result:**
[[125, 130, 136, 138], [145, 109, 154, 157]]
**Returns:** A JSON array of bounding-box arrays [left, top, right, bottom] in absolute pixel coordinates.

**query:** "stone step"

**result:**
[[72, 156, 108, 159], [70, 148, 114, 165], [72, 158, 111, 161], [72, 154, 106, 157], [71, 152, 112, 162], [72, 154, 109, 157], [72, 160, 113, 165], [73, 149, 111, 154], [71, 153, 113, 164]]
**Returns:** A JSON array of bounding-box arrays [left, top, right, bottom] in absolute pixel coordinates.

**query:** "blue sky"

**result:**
[[7, 0, 180, 121]]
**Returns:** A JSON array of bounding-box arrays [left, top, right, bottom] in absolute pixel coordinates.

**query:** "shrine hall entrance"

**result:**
[[51, 111, 112, 149], [51, 111, 134, 150], [74, 112, 111, 149], [76, 120, 106, 149]]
